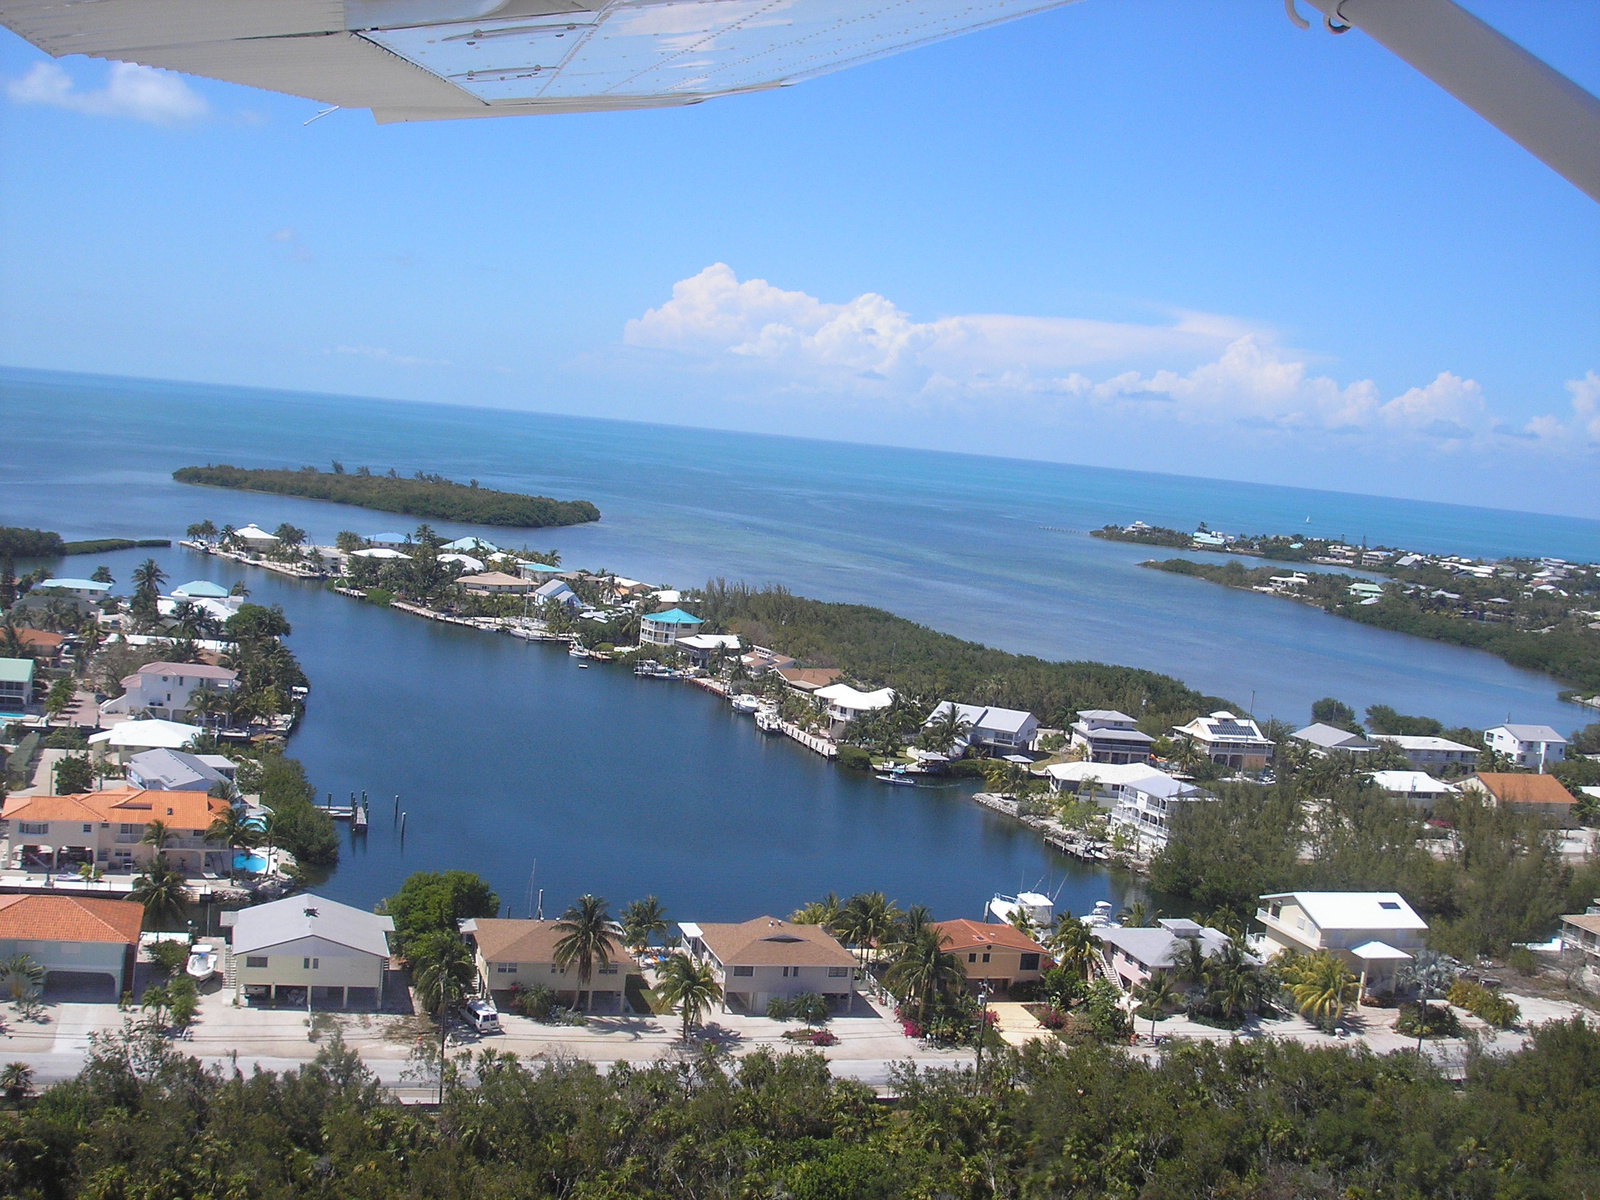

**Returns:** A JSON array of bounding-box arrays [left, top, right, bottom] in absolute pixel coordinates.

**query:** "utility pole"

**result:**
[[972, 982, 991, 1095]]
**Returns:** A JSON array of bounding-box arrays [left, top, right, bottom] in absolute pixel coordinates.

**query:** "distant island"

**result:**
[[0, 526, 170, 558], [1091, 521, 1409, 568], [173, 464, 600, 529]]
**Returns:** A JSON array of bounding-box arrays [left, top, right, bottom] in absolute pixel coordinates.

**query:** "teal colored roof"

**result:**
[[0, 658, 35, 682], [368, 532, 409, 543], [517, 561, 563, 573], [40, 578, 112, 591], [642, 608, 703, 625], [173, 580, 230, 598]]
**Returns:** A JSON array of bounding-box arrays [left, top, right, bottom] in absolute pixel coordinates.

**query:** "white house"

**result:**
[[533, 578, 580, 608], [639, 608, 704, 646], [1369, 770, 1457, 811], [0, 658, 35, 709], [677, 632, 742, 668], [1107, 771, 1214, 851], [1172, 711, 1274, 771], [1290, 723, 1376, 755], [1483, 724, 1567, 772], [126, 748, 237, 793], [814, 683, 896, 726], [350, 547, 411, 561], [437, 553, 485, 573], [232, 524, 279, 549], [1255, 891, 1428, 999], [1040, 761, 1168, 808], [442, 537, 499, 554], [364, 531, 410, 550], [88, 719, 206, 761], [99, 662, 238, 722], [230, 894, 395, 1010], [1069, 709, 1154, 764], [1373, 734, 1480, 770], [679, 916, 857, 1014], [926, 701, 1039, 754], [19, 578, 113, 615]]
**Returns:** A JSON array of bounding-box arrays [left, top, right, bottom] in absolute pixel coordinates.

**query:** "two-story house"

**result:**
[[815, 683, 896, 729], [925, 702, 1041, 756], [229, 893, 394, 1010], [17, 577, 112, 616], [0, 787, 232, 876], [1171, 711, 1274, 771], [678, 916, 858, 1014], [460, 917, 627, 1012], [930, 919, 1049, 995], [1255, 891, 1428, 998], [639, 608, 705, 646], [1107, 771, 1215, 851], [1069, 709, 1155, 764], [1289, 723, 1376, 756], [1372, 734, 1480, 771], [1099, 918, 1248, 994], [1483, 724, 1567, 772], [99, 662, 238, 723], [0, 657, 35, 710]]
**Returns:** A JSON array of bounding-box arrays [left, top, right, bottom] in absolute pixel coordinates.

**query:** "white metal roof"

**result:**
[[1369, 770, 1455, 794], [88, 719, 205, 749], [1042, 761, 1166, 786], [231, 893, 394, 958], [1261, 891, 1428, 933], [1489, 724, 1566, 744], [815, 683, 895, 711], [1350, 940, 1413, 961], [1375, 734, 1479, 753]]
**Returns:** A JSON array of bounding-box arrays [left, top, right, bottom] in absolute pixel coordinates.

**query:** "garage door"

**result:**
[[44, 970, 117, 1002]]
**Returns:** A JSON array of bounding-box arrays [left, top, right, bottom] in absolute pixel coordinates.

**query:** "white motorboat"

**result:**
[[568, 644, 590, 658], [185, 944, 219, 981], [729, 694, 762, 714]]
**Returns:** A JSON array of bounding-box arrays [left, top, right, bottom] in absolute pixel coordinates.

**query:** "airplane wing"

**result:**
[[0, 0, 1081, 124]]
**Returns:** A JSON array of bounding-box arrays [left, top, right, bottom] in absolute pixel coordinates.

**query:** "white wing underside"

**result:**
[[0, 0, 1081, 122]]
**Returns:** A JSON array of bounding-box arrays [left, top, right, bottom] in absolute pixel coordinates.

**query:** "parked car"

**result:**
[[462, 998, 502, 1034]]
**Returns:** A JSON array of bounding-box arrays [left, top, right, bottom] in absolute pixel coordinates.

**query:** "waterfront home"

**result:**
[[1068, 709, 1154, 764], [1559, 901, 1600, 968], [677, 632, 742, 668], [1369, 769, 1457, 811], [741, 645, 797, 676], [1255, 891, 1427, 999], [1290, 723, 1376, 756], [459, 917, 627, 1012], [156, 594, 239, 628], [170, 580, 235, 602], [350, 547, 411, 561], [1171, 711, 1274, 771], [0, 657, 36, 709], [99, 662, 238, 723], [1372, 733, 1480, 770], [87, 719, 206, 761], [0, 786, 232, 876], [230, 894, 394, 1010], [639, 608, 705, 646], [775, 666, 841, 692], [1459, 772, 1577, 819], [1483, 723, 1567, 772], [1106, 771, 1214, 851], [514, 560, 567, 582], [459, 571, 533, 595], [1041, 761, 1167, 807], [679, 916, 857, 1014], [125, 748, 236, 793], [232, 524, 280, 550], [815, 683, 896, 727], [18, 578, 113, 616], [1348, 582, 1386, 601], [1099, 918, 1246, 994], [926, 702, 1040, 755], [532, 578, 580, 608], [0, 894, 143, 999], [437, 553, 485, 573], [364, 532, 410, 550], [442, 537, 499, 554], [930, 919, 1049, 995]]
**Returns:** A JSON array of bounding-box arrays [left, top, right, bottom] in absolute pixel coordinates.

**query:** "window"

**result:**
[[598, 964, 618, 975], [83, 824, 94, 833], [981, 953, 990, 963], [120, 823, 140, 835], [246, 956, 268, 968], [496, 963, 518, 974], [968, 953, 977, 963], [1020, 954, 1040, 971], [1379, 901, 1401, 911], [18, 822, 47, 836], [303, 957, 319, 970], [827, 966, 848, 978], [732, 965, 754, 977]]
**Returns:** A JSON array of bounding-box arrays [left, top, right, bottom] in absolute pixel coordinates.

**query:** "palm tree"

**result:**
[[553, 894, 620, 1012], [837, 892, 902, 966], [0, 954, 44, 1008], [129, 858, 187, 930], [620, 895, 669, 954], [140, 820, 173, 856], [1175, 937, 1211, 991], [655, 953, 723, 1042], [205, 807, 258, 880], [0, 1061, 33, 1104], [1132, 972, 1178, 1038], [883, 926, 963, 1025], [1116, 901, 1159, 929], [412, 934, 477, 1018], [789, 892, 841, 929], [919, 704, 973, 754], [131, 558, 167, 597], [1289, 951, 1357, 1029], [1047, 913, 1101, 981]]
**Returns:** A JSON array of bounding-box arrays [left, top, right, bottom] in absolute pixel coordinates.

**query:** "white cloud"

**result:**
[[330, 345, 451, 369], [1568, 371, 1600, 441], [6, 60, 208, 124]]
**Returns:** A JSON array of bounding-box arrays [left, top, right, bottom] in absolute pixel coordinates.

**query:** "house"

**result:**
[[0, 786, 232, 876], [514, 560, 567, 582], [0, 894, 143, 999], [1068, 710, 1154, 764], [364, 531, 409, 550], [1483, 724, 1567, 772], [639, 608, 705, 646], [1290, 723, 1376, 755], [350, 547, 411, 561], [232, 524, 280, 549], [1171, 711, 1274, 770], [930, 919, 1049, 995], [676, 633, 742, 668], [679, 916, 857, 1014], [9, 628, 66, 667], [458, 571, 533, 595], [1373, 734, 1480, 770], [437, 553, 485, 573], [230, 893, 394, 1010], [442, 537, 499, 554], [532, 578, 580, 608], [1107, 771, 1215, 851], [87, 719, 206, 761], [125, 748, 237, 793], [1040, 761, 1169, 807], [741, 646, 797, 676], [1559, 901, 1600, 967], [815, 683, 896, 726], [99, 662, 238, 722], [925, 701, 1040, 755], [1459, 773, 1577, 819], [1255, 891, 1428, 998], [18, 578, 113, 615], [1369, 770, 1457, 810], [170, 580, 235, 602], [0, 657, 35, 708], [775, 666, 841, 692], [459, 917, 627, 1012], [1099, 918, 1245, 994]]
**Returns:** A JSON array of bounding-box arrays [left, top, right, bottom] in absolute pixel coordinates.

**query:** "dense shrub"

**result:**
[[1449, 978, 1521, 1028]]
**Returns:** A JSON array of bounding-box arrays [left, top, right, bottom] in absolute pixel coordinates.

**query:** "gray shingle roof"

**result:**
[[231, 894, 394, 957]]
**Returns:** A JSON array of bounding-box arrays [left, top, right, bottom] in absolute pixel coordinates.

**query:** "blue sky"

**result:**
[[1, 1, 1597, 516]]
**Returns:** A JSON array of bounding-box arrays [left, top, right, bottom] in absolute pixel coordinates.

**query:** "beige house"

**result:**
[[1172, 711, 1274, 771], [1256, 891, 1428, 998], [230, 894, 394, 1010], [930, 919, 1049, 995], [1459, 773, 1577, 820], [0, 894, 143, 999], [1, 787, 232, 876], [679, 916, 858, 1014], [457, 571, 533, 595], [460, 917, 627, 1012]]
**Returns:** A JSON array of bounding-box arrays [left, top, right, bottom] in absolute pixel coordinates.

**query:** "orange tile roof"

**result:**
[[931, 919, 1049, 955], [14, 629, 65, 649], [2, 787, 227, 831], [1471, 773, 1576, 808], [0, 894, 143, 944]]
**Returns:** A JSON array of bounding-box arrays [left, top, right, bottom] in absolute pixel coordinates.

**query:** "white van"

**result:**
[[463, 999, 501, 1034]]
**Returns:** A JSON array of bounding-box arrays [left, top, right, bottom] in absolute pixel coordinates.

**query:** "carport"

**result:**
[[44, 969, 119, 1003]]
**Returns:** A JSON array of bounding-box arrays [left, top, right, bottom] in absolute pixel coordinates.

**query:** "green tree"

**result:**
[[1288, 951, 1358, 1029], [0, 954, 44, 1010], [620, 895, 669, 953], [383, 870, 500, 955], [53, 753, 93, 795], [0, 1061, 32, 1105], [129, 858, 187, 930], [205, 806, 259, 880], [655, 953, 723, 1042], [883, 926, 963, 1024], [44, 675, 76, 718], [553, 895, 620, 1012]]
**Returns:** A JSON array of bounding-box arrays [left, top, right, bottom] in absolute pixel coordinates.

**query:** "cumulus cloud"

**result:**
[[1568, 371, 1600, 441], [6, 60, 207, 124]]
